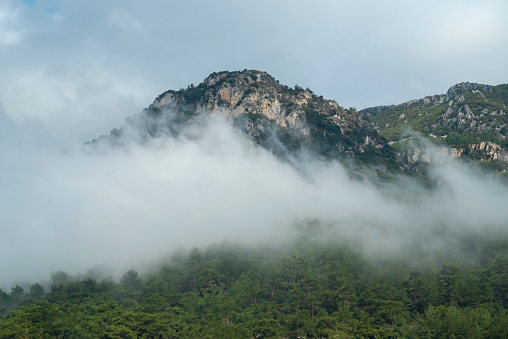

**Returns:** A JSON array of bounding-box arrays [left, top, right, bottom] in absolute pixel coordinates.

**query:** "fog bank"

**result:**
[[1, 115, 507, 286]]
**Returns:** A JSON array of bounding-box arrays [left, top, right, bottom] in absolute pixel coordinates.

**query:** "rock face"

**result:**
[[445, 82, 493, 101], [90, 72, 507, 174], [152, 71, 314, 134], [95, 70, 400, 171], [397, 141, 507, 164], [360, 82, 508, 168], [152, 70, 374, 136]]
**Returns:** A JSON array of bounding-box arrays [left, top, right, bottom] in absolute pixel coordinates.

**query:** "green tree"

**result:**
[[27, 283, 45, 299]]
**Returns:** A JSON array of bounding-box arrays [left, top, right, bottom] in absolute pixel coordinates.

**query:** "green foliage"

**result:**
[[361, 84, 508, 175], [2, 234, 508, 337], [367, 102, 449, 141], [177, 83, 206, 104], [446, 131, 508, 147], [304, 106, 343, 156], [364, 84, 508, 146], [234, 113, 305, 156], [27, 283, 45, 299], [282, 84, 307, 96]]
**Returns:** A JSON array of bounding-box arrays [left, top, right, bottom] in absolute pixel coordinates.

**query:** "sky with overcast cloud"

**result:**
[[1, 0, 507, 143], [1, 0, 508, 286]]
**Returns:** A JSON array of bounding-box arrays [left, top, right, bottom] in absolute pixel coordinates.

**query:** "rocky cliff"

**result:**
[[360, 82, 508, 169], [396, 140, 507, 165], [93, 70, 400, 172], [89, 72, 508, 175]]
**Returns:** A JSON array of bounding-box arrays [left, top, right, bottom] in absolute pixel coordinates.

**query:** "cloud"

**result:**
[[1, 0, 508, 129], [1, 112, 508, 286], [107, 7, 144, 32], [0, 65, 154, 142], [1, 0, 508, 286], [0, 2, 23, 45]]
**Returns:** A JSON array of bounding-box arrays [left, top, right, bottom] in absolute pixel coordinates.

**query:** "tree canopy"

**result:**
[[1, 234, 508, 338]]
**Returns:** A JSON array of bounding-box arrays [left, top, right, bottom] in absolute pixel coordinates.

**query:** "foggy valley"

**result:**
[[1, 1, 508, 337]]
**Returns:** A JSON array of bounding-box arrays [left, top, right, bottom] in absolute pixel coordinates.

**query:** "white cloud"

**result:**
[[1, 116, 508, 285], [0, 65, 155, 142], [107, 7, 144, 32], [1, 0, 508, 127], [0, 2, 23, 45], [1, 0, 508, 286]]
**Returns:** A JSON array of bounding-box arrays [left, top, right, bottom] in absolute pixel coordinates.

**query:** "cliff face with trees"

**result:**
[[92, 72, 508, 176], [92, 70, 401, 174], [3, 72, 508, 337], [361, 82, 508, 172]]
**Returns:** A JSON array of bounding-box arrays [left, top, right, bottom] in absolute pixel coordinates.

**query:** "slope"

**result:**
[[91, 70, 402, 174], [361, 82, 508, 171]]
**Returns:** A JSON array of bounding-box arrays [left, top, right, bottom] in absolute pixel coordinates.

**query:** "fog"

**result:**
[[1, 111, 508, 287]]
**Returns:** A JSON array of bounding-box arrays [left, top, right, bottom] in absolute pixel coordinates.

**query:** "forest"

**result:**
[[1, 228, 508, 338]]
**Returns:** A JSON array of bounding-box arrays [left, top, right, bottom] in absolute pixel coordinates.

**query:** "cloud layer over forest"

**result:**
[[1, 113, 508, 286]]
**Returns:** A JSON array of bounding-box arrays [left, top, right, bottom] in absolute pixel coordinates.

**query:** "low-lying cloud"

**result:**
[[1, 112, 508, 287]]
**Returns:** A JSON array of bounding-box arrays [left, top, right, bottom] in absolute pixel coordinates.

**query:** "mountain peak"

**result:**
[[202, 69, 272, 87], [92, 70, 400, 172], [445, 82, 493, 101], [151, 69, 341, 133], [360, 80, 508, 171]]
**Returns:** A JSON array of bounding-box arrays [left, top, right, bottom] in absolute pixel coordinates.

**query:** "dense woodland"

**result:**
[[1, 229, 508, 339]]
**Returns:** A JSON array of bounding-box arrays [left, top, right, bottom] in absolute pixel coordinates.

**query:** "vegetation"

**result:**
[[235, 113, 304, 156], [365, 102, 449, 141], [363, 84, 508, 149], [360, 84, 508, 173], [445, 131, 508, 148], [305, 105, 342, 148], [177, 84, 207, 105], [2, 230, 508, 338]]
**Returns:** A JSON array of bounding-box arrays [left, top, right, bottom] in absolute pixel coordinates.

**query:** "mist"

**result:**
[[1, 111, 508, 287]]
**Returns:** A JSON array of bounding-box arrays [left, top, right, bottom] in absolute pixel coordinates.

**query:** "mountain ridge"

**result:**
[[92, 70, 401, 174], [360, 82, 498, 117], [90, 70, 508, 175], [360, 81, 508, 171]]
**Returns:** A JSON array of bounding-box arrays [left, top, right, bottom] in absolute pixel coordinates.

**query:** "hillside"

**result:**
[[360, 82, 508, 171], [2, 232, 508, 338], [91, 70, 402, 174], [3, 73, 508, 338], [90, 73, 508, 176]]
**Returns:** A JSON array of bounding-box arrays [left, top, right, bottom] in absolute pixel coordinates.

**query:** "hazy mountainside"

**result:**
[[92, 70, 401, 173], [91, 71, 508, 175], [360, 82, 508, 171], [4, 74, 508, 337]]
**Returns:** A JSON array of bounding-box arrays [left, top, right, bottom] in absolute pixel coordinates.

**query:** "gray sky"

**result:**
[[1, 0, 508, 286], [1, 0, 507, 142]]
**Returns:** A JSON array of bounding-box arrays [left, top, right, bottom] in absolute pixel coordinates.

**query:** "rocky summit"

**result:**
[[360, 82, 508, 172], [91, 71, 508, 176], [92, 70, 401, 174]]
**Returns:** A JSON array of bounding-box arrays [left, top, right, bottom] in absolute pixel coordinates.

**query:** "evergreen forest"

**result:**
[[1, 230, 508, 338]]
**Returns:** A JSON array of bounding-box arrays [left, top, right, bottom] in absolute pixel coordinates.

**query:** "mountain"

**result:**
[[91, 70, 401, 174], [90, 71, 508, 176], [360, 82, 508, 172]]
